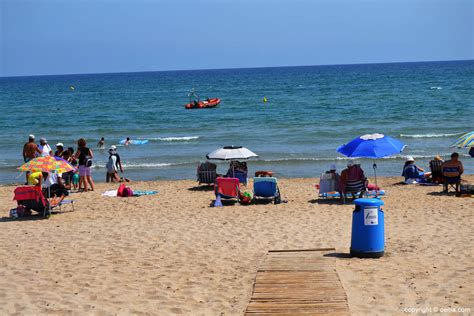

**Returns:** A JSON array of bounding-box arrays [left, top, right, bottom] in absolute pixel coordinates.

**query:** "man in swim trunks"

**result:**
[[22, 134, 42, 183]]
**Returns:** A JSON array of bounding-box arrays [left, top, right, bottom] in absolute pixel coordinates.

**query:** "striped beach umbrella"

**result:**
[[18, 155, 74, 173], [450, 131, 474, 148]]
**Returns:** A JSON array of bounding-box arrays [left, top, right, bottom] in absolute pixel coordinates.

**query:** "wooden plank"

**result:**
[[245, 249, 350, 316]]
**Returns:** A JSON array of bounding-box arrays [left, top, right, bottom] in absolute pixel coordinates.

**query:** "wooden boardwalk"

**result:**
[[245, 248, 350, 315]]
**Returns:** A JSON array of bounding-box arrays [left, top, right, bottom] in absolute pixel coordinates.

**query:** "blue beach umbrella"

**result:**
[[336, 133, 406, 189]]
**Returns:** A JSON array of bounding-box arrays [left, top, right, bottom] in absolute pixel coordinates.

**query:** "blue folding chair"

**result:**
[[253, 177, 281, 204]]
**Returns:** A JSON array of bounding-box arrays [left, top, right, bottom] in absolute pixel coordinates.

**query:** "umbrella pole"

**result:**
[[48, 185, 52, 217], [373, 160, 378, 196]]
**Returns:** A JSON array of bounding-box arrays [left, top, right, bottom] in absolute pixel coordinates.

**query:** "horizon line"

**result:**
[[1, 58, 473, 79]]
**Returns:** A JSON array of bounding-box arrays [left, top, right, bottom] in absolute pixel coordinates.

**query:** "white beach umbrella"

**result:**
[[206, 146, 258, 160]]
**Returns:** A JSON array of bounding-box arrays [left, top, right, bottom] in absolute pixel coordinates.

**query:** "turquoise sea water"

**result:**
[[0, 61, 473, 183]]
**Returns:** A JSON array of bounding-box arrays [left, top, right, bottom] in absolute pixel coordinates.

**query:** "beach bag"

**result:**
[[10, 206, 31, 219], [239, 191, 252, 205], [122, 187, 133, 197], [117, 183, 126, 197]]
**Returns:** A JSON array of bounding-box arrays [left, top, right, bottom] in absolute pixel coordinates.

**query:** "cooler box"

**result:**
[[350, 198, 384, 258]]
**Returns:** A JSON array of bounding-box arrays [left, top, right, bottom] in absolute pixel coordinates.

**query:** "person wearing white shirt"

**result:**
[[38, 138, 53, 157], [42, 171, 68, 202]]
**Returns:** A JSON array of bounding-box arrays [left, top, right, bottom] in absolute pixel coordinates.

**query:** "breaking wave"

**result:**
[[400, 133, 461, 139], [148, 136, 200, 141]]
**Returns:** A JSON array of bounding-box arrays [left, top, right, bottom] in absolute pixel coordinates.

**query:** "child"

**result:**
[[72, 172, 79, 190], [66, 147, 80, 190]]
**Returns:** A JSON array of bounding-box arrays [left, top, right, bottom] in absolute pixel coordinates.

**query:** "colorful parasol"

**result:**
[[450, 131, 474, 148], [18, 155, 74, 173]]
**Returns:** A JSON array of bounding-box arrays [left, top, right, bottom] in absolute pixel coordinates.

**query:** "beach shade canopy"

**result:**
[[336, 133, 406, 191], [450, 131, 474, 148], [18, 155, 74, 173], [206, 146, 258, 160], [336, 133, 406, 159]]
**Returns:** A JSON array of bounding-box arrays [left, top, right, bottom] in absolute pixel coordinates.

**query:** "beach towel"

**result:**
[[132, 190, 158, 196], [102, 190, 118, 197], [102, 189, 157, 197], [320, 190, 385, 199]]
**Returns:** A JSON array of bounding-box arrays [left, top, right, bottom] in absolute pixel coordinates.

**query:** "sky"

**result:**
[[0, 0, 473, 77]]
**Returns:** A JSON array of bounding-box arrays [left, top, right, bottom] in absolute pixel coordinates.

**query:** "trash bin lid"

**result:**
[[354, 198, 384, 206]]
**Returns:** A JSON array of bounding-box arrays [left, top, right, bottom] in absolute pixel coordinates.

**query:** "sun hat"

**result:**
[[56, 142, 63, 147], [29, 134, 35, 140], [329, 163, 337, 171], [406, 156, 415, 162], [40, 137, 47, 143]]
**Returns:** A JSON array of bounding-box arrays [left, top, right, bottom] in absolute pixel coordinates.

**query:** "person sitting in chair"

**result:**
[[429, 155, 444, 184], [402, 156, 431, 183], [319, 163, 340, 194], [442, 152, 463, 193], [43, 171, 69, 203], [339, 161, 367, 200]]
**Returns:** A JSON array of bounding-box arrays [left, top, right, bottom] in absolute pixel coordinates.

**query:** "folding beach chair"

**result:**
[[318, 172, 339, 197], [429, 159, 444, 184], [442, 166, 461, 193], [253, 177, 281, 204], [215, 177, 240, 202], [341, 179, 367, 203], [197, 162, 217, 185], [13, 186, 74, 218], [233, 169, 248, 185]]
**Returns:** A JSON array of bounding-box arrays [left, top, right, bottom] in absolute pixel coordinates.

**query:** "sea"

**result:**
[[0, 60, 473, 184]]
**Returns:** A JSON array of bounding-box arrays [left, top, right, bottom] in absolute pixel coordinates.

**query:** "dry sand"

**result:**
[[0, 176, 473, 315]]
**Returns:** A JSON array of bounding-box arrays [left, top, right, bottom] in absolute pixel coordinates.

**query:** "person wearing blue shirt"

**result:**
[[402, 156, 431, 182]]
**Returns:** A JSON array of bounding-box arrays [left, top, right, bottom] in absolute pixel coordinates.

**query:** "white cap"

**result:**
[[29, 134, 35, 140], [110, 145, 117, 150], [40, 137, 47, 143], [347, 160, 354, 167], [406, 156, 415, 162], [56, 142, 63, 147]]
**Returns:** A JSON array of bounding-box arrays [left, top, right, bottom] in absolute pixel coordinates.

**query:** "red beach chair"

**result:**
[[215, 177, 240, 201], [13, 186, 74, 218]]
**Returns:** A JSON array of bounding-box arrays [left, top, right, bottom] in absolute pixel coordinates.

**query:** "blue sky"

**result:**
[[1, 0, 472, 76]]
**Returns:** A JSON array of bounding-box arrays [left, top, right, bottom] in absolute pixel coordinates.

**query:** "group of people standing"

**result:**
[[22, 135, 127, 193], [22, 135, 96, 193]]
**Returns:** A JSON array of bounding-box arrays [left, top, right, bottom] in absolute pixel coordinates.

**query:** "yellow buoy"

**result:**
[[263, 96, 267, 103]]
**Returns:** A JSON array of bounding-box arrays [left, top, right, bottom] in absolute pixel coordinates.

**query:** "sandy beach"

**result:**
[[0, 176, 472, 315]]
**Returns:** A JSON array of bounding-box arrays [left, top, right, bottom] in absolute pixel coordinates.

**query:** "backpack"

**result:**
[[117, 184, 133, 197], [85, 155, 93, 167], [122, 187, 133, 197]]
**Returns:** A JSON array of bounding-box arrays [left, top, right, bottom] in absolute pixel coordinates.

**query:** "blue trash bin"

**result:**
[[350, 198, 384, 258]]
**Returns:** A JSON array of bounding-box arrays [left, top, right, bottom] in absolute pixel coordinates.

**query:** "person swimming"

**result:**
[[97, 137, 105, 149], [124, 137, 131, 146]]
